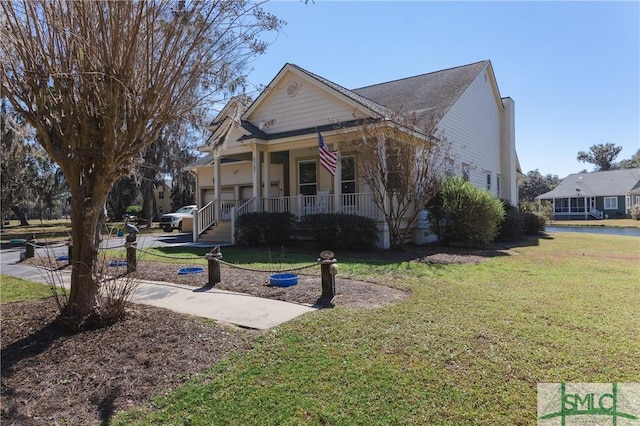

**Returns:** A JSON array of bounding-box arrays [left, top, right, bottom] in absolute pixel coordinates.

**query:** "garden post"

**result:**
[[205, 246, 223, 286], [124, 234, 138, 274], [66, 240, 72, 263], [319, 250, 337, 302], [25, 236, 36, 259]]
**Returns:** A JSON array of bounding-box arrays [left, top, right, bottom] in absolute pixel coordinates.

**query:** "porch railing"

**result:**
[[205, 193, 379, 243], [256, 192, 379, 219], [589, 207, 604, 219], [196, 200, 215, 238]]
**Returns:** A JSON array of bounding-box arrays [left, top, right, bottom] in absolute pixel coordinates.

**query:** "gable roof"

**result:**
[[238, 60, 493, 140], [537, 168, 640, 199], [352, 60, 491, 128]]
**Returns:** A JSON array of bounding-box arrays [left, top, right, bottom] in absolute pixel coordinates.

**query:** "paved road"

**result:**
[[0, 234, 316, 330]]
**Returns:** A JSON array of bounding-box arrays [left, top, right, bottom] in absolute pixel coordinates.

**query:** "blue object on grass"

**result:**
[[269, 273, 298, 287], [178, 267, 205, 275], [109, 260, 128, 267], [57, 255, 69, 261], [10, 238, 26, 244]]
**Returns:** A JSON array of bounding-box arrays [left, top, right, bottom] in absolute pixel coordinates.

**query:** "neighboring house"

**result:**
[[188, 60, 519, 248], [153, 179, 173, 218], [536, 168, 640, 220]]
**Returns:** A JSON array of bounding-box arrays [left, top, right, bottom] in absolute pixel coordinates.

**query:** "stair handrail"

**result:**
[[589, 207, 603, 219], [229, 197, 255, 246], [236, 197, 255, 218], [197, 200, 216, 238]]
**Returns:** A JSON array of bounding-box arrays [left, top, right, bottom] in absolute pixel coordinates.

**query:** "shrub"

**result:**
[[235, 212, 296, 245], [426, 177, 505, 246], [520, 200, 553, 221], [630, 204, 640, 220], [523, 212, 546, 234], [125, 205, 142, 216], [302, 213, 378, 251], [496, 208, 524, 242]]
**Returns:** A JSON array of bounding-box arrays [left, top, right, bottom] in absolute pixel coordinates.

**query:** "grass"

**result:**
[[110, 233, 640, 425], [0, 275, 54, 304], [0, 219, 164, 243], [549, 218, 640, 228]]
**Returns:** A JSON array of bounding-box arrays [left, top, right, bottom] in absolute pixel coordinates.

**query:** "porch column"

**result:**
[[584, 196, 588, 219], [333, 146, 341, 213], [379, 135, 390, 249], [214, 155, 221, 221], [252, 146, 262, 212], [263, 151, 271, 212]]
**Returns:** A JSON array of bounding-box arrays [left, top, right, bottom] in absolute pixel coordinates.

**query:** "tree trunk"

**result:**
[[140, 178, 154, 225], [63, 193, 105, 321], [11, 206, 29, 226]]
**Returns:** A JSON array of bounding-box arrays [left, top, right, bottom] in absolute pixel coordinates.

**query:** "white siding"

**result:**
[[437, 67, 503, 197], [248, 70, 360, 135]]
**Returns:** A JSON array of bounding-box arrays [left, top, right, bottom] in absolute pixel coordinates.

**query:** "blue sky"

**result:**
[[239, 1, 639, 178]]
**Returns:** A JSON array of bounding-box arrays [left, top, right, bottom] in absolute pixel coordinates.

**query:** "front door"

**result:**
[[589, 197, 596, 212]]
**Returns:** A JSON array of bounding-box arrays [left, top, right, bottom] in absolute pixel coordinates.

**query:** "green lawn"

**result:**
[[0, 219, 164, 243], [0, 275, 54, 304], [112, 233, 640, 425]]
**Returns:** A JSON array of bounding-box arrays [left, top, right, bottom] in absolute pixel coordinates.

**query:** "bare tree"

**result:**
[[344, 112, 451, 249], [1, 99, 38, 225], [1, 0, 282, 324]]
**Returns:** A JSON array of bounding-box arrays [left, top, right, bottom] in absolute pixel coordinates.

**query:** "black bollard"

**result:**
[[67, 244, 72, 264], [206, 246, 223, 286], [25, 238, 36, 259]]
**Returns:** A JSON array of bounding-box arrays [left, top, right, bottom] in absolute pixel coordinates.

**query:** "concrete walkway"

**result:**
[[0, 245, 316, 330]]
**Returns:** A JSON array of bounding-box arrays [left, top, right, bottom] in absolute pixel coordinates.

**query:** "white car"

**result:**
[[159, 205, 196, 232]]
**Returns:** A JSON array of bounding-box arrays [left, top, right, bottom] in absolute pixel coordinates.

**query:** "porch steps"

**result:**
[[198, 221, 232, 244]]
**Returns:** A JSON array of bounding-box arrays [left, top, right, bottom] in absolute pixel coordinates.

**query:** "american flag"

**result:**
[[318, 132, 337, 176]]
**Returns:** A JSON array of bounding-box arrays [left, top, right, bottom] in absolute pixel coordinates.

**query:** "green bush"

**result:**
[[630, 204, 640, 220], [496, 208, 524, 242], [523, 212, 546, 234], [302, 213, 378, 251], [426, 177, 505, 246], [125, 205, 142, 216], [235, 212, 296, 245], [520, 200, 553, 221]]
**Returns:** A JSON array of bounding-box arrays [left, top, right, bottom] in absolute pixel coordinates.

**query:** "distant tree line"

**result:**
[[2, 100, 197, 226], [577, 143, 639, 172]]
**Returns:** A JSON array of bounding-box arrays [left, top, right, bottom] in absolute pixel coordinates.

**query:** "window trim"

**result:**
[[298, 160, 317, 195], [341, 155, 356, 194], [604, 197, 618, 210], [461, 163, 470, 182]]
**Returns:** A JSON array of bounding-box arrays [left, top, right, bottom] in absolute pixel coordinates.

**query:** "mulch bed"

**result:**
[[2, 244, 510, 425]]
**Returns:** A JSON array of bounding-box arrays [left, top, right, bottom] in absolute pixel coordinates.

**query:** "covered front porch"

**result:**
[[190, 133, 385, 245]]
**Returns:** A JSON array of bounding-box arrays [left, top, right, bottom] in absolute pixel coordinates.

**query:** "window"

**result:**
[[385, 143, 402, 191], [486, 173, 491, 191], [298, 161, 317, 195], [341, 156, 355, 194], [461, 163, 470, 182], [496, 174, 501, 199], [570, 197, 585, 212], [159, 191, 165, 200], [445, 158, 454, 176], [604, 197, 618, 210], [555, 198, 569, 213]]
